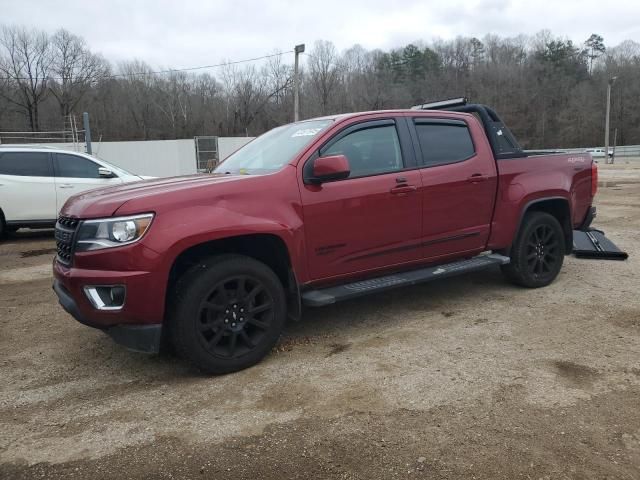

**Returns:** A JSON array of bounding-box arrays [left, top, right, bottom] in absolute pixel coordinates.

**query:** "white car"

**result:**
[[585, 148, 613, 159], [0, 146, 150, 236]]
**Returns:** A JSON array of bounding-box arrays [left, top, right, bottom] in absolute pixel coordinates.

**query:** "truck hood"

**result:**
[[61, 174, 250, 218]]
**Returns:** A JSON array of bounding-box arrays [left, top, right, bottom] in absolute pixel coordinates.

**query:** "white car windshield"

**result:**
[[214, 119, 333, 175]]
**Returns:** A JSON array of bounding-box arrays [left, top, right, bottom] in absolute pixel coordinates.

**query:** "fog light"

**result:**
[[84, 286, 126, 310]]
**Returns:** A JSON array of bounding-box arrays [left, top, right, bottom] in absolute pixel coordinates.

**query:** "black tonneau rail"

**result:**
[[523, 150, 566, 156]]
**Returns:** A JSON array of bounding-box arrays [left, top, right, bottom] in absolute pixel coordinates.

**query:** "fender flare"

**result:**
[[510, 196, 573, 255]]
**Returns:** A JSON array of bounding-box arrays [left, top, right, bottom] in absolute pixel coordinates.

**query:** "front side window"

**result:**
[[414, 121, 475, 166], [322, 125, 403, 178], [0, 152, 52, 177], [54, 154, 102, 178]]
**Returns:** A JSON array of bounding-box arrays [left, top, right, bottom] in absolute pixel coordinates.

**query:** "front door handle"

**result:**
[[467, 174, 489, 183], [59, 184, 74, 189], [390, 185, 417, 195]]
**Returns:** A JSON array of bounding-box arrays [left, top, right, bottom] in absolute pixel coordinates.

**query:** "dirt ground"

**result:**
[[1, 162, 639, 479]]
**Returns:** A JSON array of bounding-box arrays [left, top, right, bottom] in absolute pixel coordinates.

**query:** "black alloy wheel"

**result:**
[[525, 223, 561, 279], [501, 211, 565, 288], [170, 254, 287, 374], [196, 275, 274, 358]]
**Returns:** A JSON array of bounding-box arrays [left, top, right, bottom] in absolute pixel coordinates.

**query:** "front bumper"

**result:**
[[53, 280, 161, 353], [52, 259, 164, 354]]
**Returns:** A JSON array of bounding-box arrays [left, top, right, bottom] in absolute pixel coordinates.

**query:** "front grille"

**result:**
[[55, 216, 79, 266]]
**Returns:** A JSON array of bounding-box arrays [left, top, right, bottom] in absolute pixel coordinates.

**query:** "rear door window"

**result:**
[[414, 120, 475, 167], [0, 152, 52, 176], [54, 153, 102, 178]]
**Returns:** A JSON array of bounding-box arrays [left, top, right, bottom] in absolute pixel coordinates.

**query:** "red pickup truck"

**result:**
[[53, 99, 597, 374]]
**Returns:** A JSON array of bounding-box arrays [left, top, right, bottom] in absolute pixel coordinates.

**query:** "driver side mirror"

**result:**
[[307, 154, 350, 184], [98, 167, 116, 178]]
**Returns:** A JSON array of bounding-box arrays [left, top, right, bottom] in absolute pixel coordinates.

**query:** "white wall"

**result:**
[[37, 137, 253, 177], [95, 139, 196, 177], [219, 137, 254, 161]]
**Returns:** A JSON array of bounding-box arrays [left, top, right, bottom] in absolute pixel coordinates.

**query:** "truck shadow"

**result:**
[[284, 267, 512, 339], [56, 266, 514, 380]]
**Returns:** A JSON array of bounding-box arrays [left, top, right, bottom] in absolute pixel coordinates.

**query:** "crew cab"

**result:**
[[0, 146, 149, 236], [52, 98, 598, 374]]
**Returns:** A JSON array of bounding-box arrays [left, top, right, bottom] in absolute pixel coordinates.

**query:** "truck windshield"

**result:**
[[214, 119, 333, 175]]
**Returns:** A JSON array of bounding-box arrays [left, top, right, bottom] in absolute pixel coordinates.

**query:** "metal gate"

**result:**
[[195, 136, 219, 173]]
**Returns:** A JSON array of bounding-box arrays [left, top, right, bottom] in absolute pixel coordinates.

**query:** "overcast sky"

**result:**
[[3, 0, 640, 70]]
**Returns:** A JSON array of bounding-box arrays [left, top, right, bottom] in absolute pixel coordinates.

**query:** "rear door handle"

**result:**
[[390, 185, 417, 195], [467, 174, 489, 183], [59, 184, 74, 189]]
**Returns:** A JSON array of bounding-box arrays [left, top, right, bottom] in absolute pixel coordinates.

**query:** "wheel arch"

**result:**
[[165, 233, 301, 321], [515, 197, 573, 254]]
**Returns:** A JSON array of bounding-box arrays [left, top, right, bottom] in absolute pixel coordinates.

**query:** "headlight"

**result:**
[[76, 214, 154, 251]]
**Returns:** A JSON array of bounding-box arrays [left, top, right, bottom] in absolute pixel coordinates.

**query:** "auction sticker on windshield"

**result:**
[[291, 128, 323, 137]]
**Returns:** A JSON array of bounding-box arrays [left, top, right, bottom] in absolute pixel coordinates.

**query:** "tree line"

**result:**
[[1, 25, 639, 149]]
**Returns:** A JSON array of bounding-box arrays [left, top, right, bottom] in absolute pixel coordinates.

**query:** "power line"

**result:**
[[0, 50, 294, 82]]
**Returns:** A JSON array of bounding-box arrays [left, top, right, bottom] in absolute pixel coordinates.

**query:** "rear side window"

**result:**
[[322, 125, 403, 178], [414, 120, 475, 166], [54, 153, 101, 178], [0, 152, 52, 177]]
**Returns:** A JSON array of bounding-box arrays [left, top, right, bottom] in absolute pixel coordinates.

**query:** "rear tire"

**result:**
[[169, 254, 287, 374], [501, 212, 565, 288]]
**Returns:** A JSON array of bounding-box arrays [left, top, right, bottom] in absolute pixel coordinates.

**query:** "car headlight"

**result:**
[[75, 213, 154, 251]]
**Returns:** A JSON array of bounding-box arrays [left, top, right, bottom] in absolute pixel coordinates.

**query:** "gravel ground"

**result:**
[[1, 162, 639, 479]]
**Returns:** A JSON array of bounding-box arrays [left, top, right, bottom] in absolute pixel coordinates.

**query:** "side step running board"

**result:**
[[301, 253, 510, 307], [572, 229, 628, 260]]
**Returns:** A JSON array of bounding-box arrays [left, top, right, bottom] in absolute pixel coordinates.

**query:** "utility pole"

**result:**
[[293, 44, 305, 122], [604, 76, 617, 164], [83, 112, 92, 155]]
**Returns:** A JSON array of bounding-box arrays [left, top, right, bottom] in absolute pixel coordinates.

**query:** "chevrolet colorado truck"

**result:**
[[53, 98, 598, 374]]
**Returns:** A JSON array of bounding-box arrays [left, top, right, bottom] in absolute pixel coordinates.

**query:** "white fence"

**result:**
[[525, 144, 640, 157], [10, 137, 639, 176], [32, 137, 254, 177]]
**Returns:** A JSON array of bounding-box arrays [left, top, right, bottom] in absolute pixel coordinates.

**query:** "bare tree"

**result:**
[[221, 60, 292, 136], [261, 51, 293, 126], [1, 23, 640, 147], [0, 26, 52, 131], [49, 29, 109, 122], [152, 70, 193, 137], [118, 60, 156, 139], [192, 72, 222, 133], [307, 40, 342, 115]]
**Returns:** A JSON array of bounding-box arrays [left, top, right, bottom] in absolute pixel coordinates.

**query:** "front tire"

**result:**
[[501, 212, 565, 288], [169, 254, 287, 374]]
